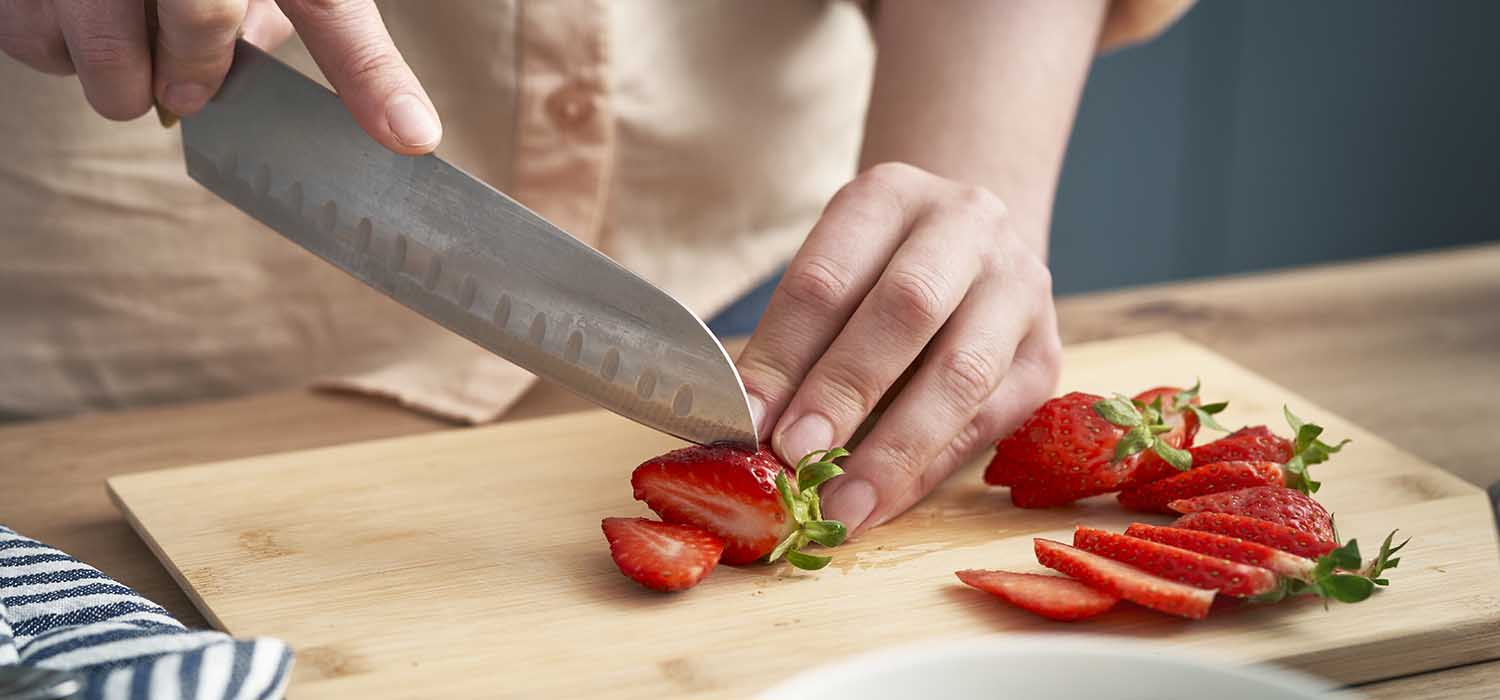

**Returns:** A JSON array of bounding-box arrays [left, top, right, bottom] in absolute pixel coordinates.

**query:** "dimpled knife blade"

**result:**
[[180, 40, 755, 449]]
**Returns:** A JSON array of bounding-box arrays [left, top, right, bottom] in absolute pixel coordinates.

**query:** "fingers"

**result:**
[[823, 256, 1049, 534], [54, 0, 154, 120], [735, 163, 932, 440], [0, 1, 75, 75], [771, 200, 987, 467], [278, 0, 441, 154], [242, 0, 294, 48], [153, 0, 247, 115]]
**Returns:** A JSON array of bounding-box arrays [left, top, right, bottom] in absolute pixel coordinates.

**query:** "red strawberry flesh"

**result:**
[[955, 570, 1118, 621], [602, 517, 724, 592], [1173, 511, 1338, 559], [1168, 486, 1335, 542], [1034, 538, 1215, 619], [1124, 522, 1315, 579], [1190, 425, 1293, 466], [631, 444, 793, 565], [1072, 526, 1278, 597], [1118, 460, 1285, 513]]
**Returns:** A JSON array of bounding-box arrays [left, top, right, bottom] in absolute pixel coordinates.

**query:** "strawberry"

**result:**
[[1124, 522, 1316, 579], [1072, 526, 1278, 597], [1118, 461, 1287, 512], [1034, 538, 1215, 619], [1189, 425, 1293, 466], [1119, 382, 1230, 489], [1168, 486, 1335, 542], [602, 517, 724, 592], [1173, 512, 1338, 559], [955, 570, 1119, 621], [632, 444, 850, 568], [987, 392, 1191, 508]]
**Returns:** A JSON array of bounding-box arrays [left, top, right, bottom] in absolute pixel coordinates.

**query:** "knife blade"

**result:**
[[181, 40, 756, 449]]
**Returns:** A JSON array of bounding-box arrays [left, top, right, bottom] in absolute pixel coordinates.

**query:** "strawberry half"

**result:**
[[1072, 526, 1278, 597], [632, 444, 849, 568], [1034, 538, 1215, 619], [1119, 383, 1229, 489], [1118, 461, 1288, 512], [1173, 512, 1338, 559], [1189, 425, 1293, 467], [955, 570, 1119, 621], [1124, 522, 1316, 579], [603, 517, 725, 592], [988, 391, 1192, 508], [1168, 486, 1335, 542]]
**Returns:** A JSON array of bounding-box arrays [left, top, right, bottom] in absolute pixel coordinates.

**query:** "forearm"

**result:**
[[859, 0, 1107, 258]]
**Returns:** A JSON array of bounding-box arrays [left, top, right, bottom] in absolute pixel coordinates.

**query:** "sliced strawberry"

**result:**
[[1124, 522, 1315, 579], [632, 445, 791, 564], [987, 392, 1189, 508], [955, 570, 1119, 621], [1118, 461, 1288, 512], [1034, 538, 1215, 619], [1119, 384, 1228, 489], [1168, 486, 1335, 542], [602, 517, 724, 592], [1173, 511, 1338, 559], [1190, 425, 1293, 466], [1072, 526, 1278, 597]]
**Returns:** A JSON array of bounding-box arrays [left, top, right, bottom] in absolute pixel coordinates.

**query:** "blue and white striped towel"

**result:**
[[1, 524, 292, 699]]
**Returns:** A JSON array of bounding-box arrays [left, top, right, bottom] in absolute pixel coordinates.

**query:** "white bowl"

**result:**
[[756, 635, 1346, 700]]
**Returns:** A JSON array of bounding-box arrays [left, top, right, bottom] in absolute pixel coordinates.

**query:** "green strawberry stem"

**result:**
[[1092, 394, 1193, 471], [770, 447, 851, 570], [1253, 530, 1408, 605], [1175, 379, 1231, 433], [1281, 406, 1352, 494]]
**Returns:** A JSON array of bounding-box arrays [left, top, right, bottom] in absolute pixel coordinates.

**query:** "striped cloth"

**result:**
[[1, 525, 292, 699]]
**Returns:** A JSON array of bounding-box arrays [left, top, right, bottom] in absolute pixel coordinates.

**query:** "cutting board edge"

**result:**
[[107, 482, 232, 633]]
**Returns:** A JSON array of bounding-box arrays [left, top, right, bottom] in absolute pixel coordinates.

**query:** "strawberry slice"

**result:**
[[1124, 522, 1316, 579], [1189, 425, 1293, 467], [1168, 486, 1335, 542], [1034, 538, 1215, 619], [1118, 461, 1288, 512], [1072, 526, 1278, 597], [1173, 511, 1338, 559], [603, 517, 724, 592], [1119, 383, 1229, 489], [955, 570, 1119, 621], [632, 444, 849, 568]]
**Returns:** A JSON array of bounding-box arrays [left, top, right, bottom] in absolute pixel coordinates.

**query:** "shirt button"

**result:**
[[546, 81, 596, 127]]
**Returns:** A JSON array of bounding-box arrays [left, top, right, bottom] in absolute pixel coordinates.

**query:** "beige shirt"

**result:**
[[0, 0, 1188, 423]]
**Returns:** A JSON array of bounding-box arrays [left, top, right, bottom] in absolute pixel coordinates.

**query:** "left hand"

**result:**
[[736, 162, 1062, 535]]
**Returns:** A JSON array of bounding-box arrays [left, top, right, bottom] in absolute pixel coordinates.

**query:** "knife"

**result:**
[[179, 40, 756, 449]]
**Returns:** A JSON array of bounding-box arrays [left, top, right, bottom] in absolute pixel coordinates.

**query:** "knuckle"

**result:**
[[735, 350, 798, 406], [175, 1, 245, 32], [877, 267, 947, 334], [936, 346, 1000, 408], [778, 254, 855, 315], [951, 184, 1008, 219], [872, 437, 926, 491], [812, 361, 884, 422], [73, 32, 135, 70], [862, 161, 925, 189], [0, 33, 69, 74], [339, 43, 401, 85]]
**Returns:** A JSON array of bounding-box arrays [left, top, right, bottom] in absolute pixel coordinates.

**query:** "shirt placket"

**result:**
[[512, 0, 613, 248]]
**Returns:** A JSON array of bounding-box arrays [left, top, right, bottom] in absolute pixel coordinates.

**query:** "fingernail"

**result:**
[[776, 413, 833, 467], [747, 395, 766, 440], [386, 94, 441, 149], [821, 477, 877, 533], [163, 82, 211, 114]]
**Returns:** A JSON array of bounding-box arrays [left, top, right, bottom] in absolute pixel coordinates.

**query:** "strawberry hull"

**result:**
[[1117, 386, 1202, 489]]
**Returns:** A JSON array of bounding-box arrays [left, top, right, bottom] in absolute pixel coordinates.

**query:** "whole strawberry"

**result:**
[[632, 444, 849, 569], [988, 392, 1191, 508], [1168, 486, 1335, 542]]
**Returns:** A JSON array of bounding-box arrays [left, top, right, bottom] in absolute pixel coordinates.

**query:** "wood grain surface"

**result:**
[[108, 333, 1500, 699]]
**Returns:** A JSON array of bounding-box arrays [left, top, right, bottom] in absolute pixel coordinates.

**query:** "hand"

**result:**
[[0, 0, 440, 154], [737, 162, 1062, 535]]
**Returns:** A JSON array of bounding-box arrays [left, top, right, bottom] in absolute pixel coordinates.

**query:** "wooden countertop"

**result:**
[[3, 242, 1497, 696]]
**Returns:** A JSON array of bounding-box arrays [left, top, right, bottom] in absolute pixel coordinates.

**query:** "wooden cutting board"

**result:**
[[109, 333, 1500, 699]]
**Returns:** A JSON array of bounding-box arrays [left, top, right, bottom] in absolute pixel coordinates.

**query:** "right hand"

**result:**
[[0, 0, 441, 154]]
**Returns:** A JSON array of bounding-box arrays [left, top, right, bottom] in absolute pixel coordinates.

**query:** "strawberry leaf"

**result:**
[[1151, 441, 1193, 472], [785, 549, 833, 570], [775, 472, 798, 518], [797, 461, 844, 493], [1280, 406, 1350, 494], [1114, 425, 1153, 461], [1094, 395, 1144, 428], [1325, 539, 1363, 571], [1173, 379, 1204, 411], [1363, 530, 1409, 584], [1189, 402, 1231, 433], [803, 520, 848, 548], [1322, 574, 1376, 603], [767, 530, 802, 564]]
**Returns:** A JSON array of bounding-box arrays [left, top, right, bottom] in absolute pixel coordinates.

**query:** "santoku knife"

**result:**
[[180, 40, 756, 449]]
